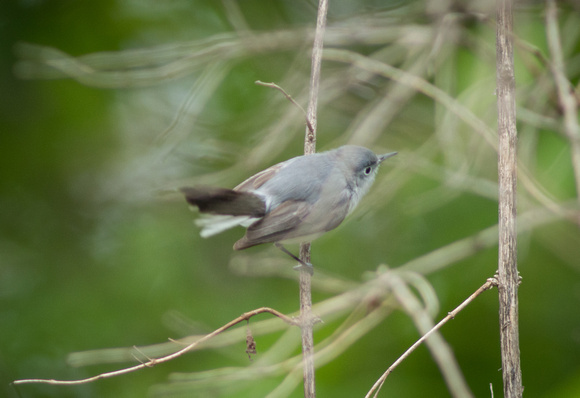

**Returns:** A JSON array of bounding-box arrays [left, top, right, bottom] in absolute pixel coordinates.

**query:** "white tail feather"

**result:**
[[195, 215, 256, 238]]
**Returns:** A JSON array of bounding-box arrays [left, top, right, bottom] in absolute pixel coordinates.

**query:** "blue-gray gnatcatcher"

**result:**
[[181, 145, 396, 266]]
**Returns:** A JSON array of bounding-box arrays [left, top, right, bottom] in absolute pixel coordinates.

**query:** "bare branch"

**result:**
[[366, 278, 497, 398], [13, 307, 296, 386], [299, 1, 329, 397], [389, 272, 473, 398], [254, 80, 314, 133], [496, 0, 523, 396]]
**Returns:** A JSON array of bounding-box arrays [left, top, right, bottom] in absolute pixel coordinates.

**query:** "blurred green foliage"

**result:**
[[2, 1, 580, 397]]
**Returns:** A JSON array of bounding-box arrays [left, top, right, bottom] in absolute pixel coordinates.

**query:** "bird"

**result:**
[[181, 145, 396, 269]]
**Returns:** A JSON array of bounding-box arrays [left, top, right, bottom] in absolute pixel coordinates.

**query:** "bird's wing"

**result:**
[[234, 159, 294, 192], [233, 200, 310, 250], [233, 181, 352, 250]]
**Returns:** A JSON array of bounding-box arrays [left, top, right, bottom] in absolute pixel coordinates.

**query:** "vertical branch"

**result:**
[[300, 1, 329, 397], [298, 243, 316, 398], [496, 0, 523, 397]]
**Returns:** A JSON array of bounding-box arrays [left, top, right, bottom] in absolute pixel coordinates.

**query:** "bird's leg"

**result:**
[[274, 243, 313, 275]]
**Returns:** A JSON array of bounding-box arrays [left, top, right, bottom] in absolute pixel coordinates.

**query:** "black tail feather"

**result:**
[[181, 187, 266, 217]]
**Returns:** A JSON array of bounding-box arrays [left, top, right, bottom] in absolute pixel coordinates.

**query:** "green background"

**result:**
[[2, 1, 580, 397]]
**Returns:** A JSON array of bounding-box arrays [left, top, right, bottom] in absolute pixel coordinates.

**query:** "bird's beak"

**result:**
[[378, 151, 398, 163]]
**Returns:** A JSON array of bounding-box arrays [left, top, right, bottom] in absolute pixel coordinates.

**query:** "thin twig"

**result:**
[[299, 1, 328, 397], [255, 80, 314, 134], [12, 307, 296, 386], [387, 272, 473, 398], [366, 278, 498, 398]]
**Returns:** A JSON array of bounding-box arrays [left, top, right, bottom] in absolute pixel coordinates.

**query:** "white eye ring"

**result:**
[[364, 166, 372, 175]]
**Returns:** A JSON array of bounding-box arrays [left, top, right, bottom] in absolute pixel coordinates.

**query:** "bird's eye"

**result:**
[[364, 166, 372, 175]]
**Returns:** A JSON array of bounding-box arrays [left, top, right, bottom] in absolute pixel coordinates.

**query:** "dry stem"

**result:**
[[366, 278, 498, 398], [13, 307, 295, 386], [298, 1, 328, 397], [496, 0, 523, 396], [255, 80, 314, 134]]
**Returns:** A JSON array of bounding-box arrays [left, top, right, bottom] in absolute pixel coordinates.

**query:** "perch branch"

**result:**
[[298, 1, 329, 397]]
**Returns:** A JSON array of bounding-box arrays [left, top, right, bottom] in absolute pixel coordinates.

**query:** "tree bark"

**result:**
[[496, 0, 523, 396]]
